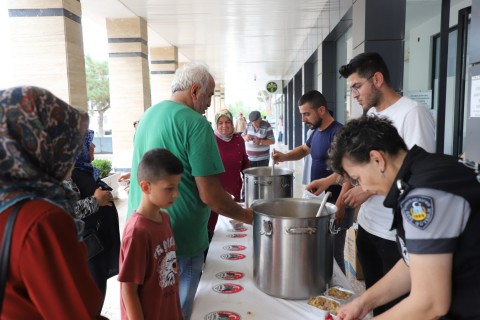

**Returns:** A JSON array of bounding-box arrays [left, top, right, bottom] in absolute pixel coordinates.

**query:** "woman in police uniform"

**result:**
[[330, 116, 480, 320]]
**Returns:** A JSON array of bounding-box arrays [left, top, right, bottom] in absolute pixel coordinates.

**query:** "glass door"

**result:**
[[432, 6, 471, 155], [432, 7, 471, 155]]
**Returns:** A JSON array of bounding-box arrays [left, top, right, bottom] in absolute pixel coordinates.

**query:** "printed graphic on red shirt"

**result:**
[[212, 283, 244, 294], [154, 236, 178, 288]]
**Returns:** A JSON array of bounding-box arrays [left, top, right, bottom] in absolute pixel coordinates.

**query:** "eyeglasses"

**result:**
[[350, 74, 374, 96]]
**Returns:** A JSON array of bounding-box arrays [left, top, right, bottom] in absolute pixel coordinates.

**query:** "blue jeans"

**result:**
[[178, 254, 204, 320]]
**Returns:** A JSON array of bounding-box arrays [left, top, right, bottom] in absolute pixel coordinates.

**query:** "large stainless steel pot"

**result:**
[[243, 167, 293, 207], [252, 198, 336, 299]]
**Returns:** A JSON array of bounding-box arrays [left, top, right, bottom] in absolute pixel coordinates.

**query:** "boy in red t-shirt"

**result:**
[[118, 148, 184, 319]]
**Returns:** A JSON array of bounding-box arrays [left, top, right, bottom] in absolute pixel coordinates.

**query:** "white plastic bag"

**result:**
[[302, 189, 326, 200]]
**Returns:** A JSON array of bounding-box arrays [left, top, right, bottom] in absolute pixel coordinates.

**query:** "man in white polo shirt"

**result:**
[[307, 52, 435, 316]]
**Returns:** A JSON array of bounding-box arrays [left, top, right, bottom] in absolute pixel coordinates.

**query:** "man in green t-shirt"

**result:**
[[127, 62, 253, 320]]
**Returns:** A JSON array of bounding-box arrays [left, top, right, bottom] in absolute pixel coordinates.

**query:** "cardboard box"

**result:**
[[344, 224, 364, 280]]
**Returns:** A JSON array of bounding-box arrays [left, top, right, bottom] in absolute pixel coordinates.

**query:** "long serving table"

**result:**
[[191, 215, 355, 320]]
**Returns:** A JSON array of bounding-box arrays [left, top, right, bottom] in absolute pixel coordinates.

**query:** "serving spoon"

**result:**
[[315, 191, 331, 218]]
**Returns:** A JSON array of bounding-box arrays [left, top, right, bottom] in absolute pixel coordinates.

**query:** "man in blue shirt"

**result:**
[[272, 90, 353, 273]]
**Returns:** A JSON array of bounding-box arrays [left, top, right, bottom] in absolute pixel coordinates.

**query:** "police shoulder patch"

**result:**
[[400, 195, 434, 230]]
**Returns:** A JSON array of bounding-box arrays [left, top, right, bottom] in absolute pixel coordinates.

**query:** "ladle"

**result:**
[[315, 191, 331, 218]]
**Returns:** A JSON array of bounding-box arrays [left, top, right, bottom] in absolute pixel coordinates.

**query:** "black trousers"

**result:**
[[249, 159, 270, 167], [333, 206, 355, 274], [356, 225, 405, 316]]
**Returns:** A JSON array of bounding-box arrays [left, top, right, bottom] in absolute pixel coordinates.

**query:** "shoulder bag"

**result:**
[[82, 209, 104, 261], [82, 231, 104, 260], [0, 200, 27, 313]]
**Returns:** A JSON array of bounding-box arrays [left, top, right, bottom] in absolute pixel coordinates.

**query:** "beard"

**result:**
[[362, 86, 382, 111], [307, 117, 323, 130]]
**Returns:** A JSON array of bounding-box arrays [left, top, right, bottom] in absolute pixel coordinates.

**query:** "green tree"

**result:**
[[226, 100, 247, 117], [257, 90, 272, 116], [85, 55, 110, 136]]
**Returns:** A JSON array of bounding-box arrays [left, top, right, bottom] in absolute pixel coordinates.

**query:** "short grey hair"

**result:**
[[171, 62, 212, 94]]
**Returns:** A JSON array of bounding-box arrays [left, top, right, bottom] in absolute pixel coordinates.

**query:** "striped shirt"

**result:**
[[242, 120, 274, 161]]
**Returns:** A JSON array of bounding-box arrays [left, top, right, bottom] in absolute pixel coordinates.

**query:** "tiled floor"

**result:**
[[101, 188, 127, 319], [100, 142, 369, 319]]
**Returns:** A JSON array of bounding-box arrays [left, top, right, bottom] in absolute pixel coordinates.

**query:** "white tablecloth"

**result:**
[[191, 215, 354, 320]]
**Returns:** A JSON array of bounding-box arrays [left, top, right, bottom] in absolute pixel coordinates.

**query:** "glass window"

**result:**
[[405, 0, 471, 156], [432, 15, 471, 155]]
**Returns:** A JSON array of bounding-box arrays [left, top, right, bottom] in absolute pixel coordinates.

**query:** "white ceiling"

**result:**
[[80, 0, 456, 101], [81, 0, 330, 97]]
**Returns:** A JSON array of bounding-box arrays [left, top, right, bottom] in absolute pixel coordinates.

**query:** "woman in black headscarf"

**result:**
[[71, 129, 121, 304], [0, 86, 106, 318]]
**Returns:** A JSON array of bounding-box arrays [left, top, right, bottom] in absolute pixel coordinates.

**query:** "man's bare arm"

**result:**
[[195, 175, 253, 224]]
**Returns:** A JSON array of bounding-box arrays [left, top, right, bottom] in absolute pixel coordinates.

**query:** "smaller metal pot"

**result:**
[[243, 166, 293, 207]]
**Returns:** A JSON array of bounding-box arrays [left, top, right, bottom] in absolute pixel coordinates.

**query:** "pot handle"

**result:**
[[286, 227, 317, 235], [281, 177, 290, 188], [260, 220, 273, 236], [329, 217, 341, 234], [254, 180, 272, 186]]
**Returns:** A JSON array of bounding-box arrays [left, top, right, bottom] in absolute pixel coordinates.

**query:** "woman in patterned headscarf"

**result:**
[[64, 130, 115, 219], [71, 128, 121, 305], [0, 86, 106, 319], [207, 109, 250, 241]]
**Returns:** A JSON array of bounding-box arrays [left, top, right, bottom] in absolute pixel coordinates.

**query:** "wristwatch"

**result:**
[[259, 140, 263, 146]]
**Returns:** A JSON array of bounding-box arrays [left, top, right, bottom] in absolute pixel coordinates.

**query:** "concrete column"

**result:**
[[106, 17, 151, 170], [150, 46, 178, 104], [214, 86, 222, 110], [352, 0, 406, 92], [206, 85, 225, 125], [220, 87, 225, 110], [7, 0, 87, 110], [209, 87, 220, 122]]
